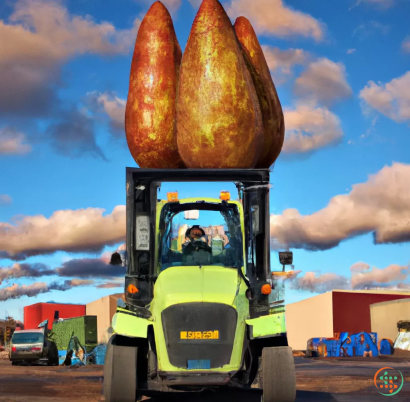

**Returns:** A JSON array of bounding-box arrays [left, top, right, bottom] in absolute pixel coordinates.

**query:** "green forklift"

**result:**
[[104, 169, 296, 401]]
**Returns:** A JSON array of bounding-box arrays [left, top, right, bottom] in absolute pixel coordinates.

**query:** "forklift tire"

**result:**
[[261, 346, 296, 402], [104, 341, 138, 402]]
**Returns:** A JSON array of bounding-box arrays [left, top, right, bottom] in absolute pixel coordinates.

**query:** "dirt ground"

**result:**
[[0, 357, 409, 401]]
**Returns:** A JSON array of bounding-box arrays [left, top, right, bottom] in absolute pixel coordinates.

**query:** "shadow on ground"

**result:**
[[143, 389, 338, 401]]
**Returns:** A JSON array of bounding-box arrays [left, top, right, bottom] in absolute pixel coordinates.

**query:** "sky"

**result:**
[[0, 0, 409, 320]]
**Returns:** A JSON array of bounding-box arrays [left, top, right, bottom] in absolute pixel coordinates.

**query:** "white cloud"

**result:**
[[352, 21, 390, 40], [0, 282, 48, 301], [350, 261, 370, 273], [0, 280, 94, 301], [117, 243, 126, 251], [0, 127, 31, 155], [97, 281, 124, 289], [289, 262, 410, 293], [282, 106, 343, 154], [143, 0, 182, 14], [401, 37, 410, 54], [364, 0, 394, 6], [0, 263, 54, 285], [0, 249, 125, 285], [188, 0, 202, 8], [351, 262, 409, 289], [270, 163, 410, 250], [261, 46, 309, 83], [0, 205, 126, 260], [85, 91, 126, 137], [9, 0, 139, 56], [290, 272, 350, 293], [351, 0, 395, 10], [347, 48, 356, 54], [226, 0, 325, 41], [161, 0, 182, 14], [359, 71, 410, 124], [0, 195, 12, 206], [0, 0, 139, 115], [295, 58, 352, 105]]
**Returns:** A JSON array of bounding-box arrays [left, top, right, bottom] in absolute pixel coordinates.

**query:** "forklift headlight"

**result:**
[[127, 284, 139, 294], [261, 284, 272, 295], [125, 278, 140, 303]]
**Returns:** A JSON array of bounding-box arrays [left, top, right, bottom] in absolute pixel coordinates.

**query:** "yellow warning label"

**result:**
[[180, 331, 219, 340]]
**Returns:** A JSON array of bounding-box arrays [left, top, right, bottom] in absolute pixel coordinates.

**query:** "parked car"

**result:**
[[9, 328, 58, 366]]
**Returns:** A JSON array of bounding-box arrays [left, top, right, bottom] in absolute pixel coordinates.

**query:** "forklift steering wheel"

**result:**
[[192, 240, 211, 252]]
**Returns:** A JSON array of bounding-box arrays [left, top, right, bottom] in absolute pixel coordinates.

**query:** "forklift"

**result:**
[[104, 168, 296, 401]]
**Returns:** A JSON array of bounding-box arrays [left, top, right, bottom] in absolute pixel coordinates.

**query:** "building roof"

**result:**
[[287, 289, 410, 306], [110, 293, 124, 300], [370, 298, 410, 308], [332, 289, 410, 295], [25, 302, 85, 307]]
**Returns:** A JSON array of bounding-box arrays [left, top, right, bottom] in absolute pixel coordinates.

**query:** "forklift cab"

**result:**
[[123, 169, 273, 318]]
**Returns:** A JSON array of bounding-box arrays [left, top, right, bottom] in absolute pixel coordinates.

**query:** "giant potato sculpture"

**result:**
[[176, 0, 264, 169], [234, 17, 285, 168], [125, 1, 185, 168]]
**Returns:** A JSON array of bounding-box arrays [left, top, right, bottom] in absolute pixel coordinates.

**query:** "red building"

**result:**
[[332, 291, 410, 334], [287, 290, 410, 350], [24, 302, 85, 330]]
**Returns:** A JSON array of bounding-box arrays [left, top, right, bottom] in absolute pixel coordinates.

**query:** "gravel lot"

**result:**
[[0, 357, 409, 401]]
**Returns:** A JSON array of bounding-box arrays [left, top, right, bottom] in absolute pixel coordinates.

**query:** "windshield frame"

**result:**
[[156, 198, 245, 272]]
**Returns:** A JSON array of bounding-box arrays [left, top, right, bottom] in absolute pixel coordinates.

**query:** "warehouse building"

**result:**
[[24, 302, 85, 330], [370, 298, 410, 341], [286, 290, 410, 350], [86, 293, 124, 343]]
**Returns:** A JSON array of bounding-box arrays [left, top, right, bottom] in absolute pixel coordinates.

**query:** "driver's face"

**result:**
[[191, 229, 202, 239]]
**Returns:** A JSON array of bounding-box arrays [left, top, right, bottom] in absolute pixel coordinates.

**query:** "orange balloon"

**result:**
[[126, 2, 185, 168], [234, 17, 285, 168], [176, 0, 263, 168]]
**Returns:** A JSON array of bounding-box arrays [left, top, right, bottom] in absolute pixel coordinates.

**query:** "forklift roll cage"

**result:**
[[125, 168, 272, 315]]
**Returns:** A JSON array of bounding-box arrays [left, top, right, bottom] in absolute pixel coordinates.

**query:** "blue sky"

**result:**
[[0, 0, 409, 319]]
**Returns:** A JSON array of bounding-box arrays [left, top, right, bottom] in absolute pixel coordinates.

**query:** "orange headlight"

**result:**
[[261, 284, 272, 295], [127, 284, 139, 294]]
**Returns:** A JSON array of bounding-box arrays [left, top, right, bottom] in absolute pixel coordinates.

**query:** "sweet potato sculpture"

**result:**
[[125, 1, 185, 168], [234, 17, 285, 168], [176, 0, 263, 169]]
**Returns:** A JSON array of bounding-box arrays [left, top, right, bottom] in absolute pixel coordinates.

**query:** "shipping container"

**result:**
[[50, 316, 97, 354]]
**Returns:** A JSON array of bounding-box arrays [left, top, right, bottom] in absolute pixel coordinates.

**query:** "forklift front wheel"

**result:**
[[262, 346, 296, 402], [104, 341, 138, 402]]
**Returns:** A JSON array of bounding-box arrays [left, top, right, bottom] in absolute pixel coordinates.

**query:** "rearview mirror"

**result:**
[[279, 251, 293, 266], [184, 210, 199, 220], [110, 252, 123, 266]]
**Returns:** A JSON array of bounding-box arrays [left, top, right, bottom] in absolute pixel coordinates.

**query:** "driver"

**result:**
[[182, 225, 212, 255]]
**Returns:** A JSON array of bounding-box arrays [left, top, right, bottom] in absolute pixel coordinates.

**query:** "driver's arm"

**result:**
[[182, 240, 194, 255]]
